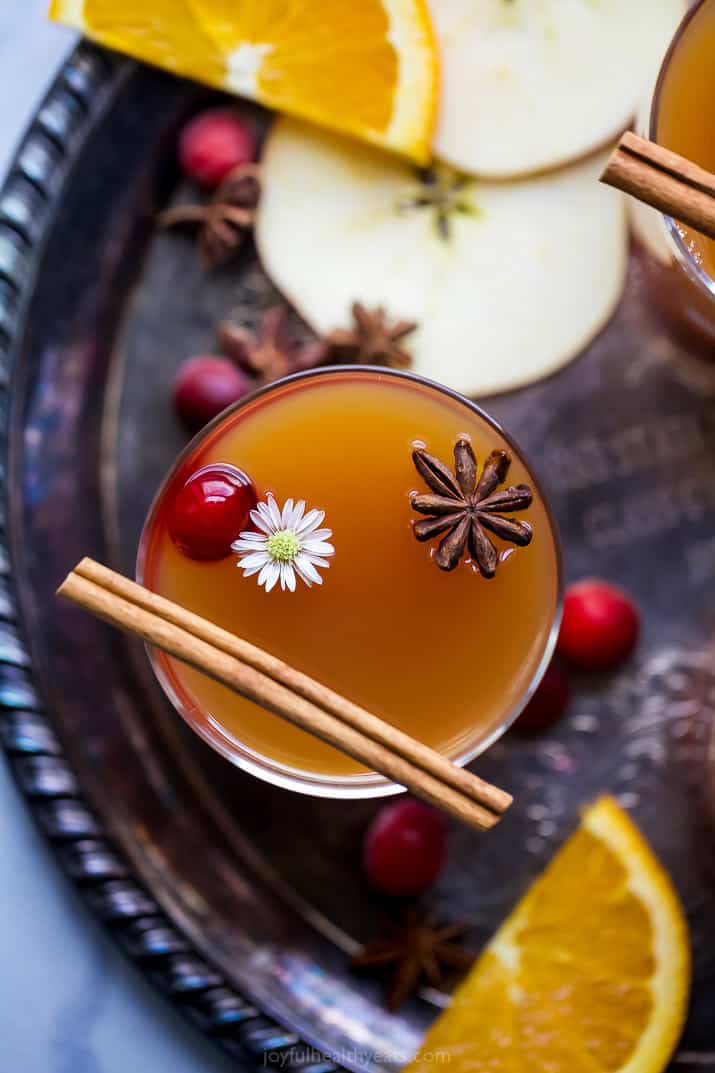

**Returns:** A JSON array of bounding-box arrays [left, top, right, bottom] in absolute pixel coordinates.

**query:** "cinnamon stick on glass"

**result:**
[[601, 131, 715, 240]]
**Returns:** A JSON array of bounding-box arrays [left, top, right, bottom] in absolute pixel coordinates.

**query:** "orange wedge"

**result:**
[[49, 0, 437, 162], [406, 797, 690, 1073]]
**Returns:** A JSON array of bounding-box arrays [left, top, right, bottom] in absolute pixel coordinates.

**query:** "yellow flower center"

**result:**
[[267, 530, 300, 562]]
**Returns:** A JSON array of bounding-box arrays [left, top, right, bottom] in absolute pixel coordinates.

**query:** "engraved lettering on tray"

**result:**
[[542, 412, 706, 495], [686, 538, 715, 585], [582, 472, 715, 550]]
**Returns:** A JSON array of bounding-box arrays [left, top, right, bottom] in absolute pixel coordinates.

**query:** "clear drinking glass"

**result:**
[[137, 367, 562, 799], [637, 0, 715, 346]]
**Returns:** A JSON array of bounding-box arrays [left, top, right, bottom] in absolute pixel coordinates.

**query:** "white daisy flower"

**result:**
[[232, 495, 334, 593]]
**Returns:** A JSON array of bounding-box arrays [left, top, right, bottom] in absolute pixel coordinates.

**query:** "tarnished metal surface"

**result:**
[[2, 44, 714, 1073]]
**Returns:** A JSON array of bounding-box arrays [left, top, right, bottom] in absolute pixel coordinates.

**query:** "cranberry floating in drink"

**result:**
[[167, 464, 257, 561], [137, 368, 561, 797]]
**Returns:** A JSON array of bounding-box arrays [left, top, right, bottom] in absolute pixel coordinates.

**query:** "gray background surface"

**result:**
[[0, 4, 233, 1070]]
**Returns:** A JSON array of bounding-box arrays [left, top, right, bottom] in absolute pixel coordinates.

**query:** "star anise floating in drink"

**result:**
[[352, 908, 474, 1011], [410, 439, 533, 577], [218, 305, 325, 383], [157, 162, 261, 267], [324, 302, 416, 369]]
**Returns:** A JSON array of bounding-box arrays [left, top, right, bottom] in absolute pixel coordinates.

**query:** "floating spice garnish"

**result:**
[[352, 908, 474, 1011], [410, 439, 533, 576], [157, 162, 261, 267], [218, 305, 325, 384], [324, 302, 416, 369]]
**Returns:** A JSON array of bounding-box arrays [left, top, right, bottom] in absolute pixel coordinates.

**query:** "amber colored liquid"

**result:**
[[656, 0, 715, 283], [140, 372, 559, 780]]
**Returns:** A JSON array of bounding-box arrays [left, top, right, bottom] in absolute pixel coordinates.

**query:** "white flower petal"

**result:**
[[259, 560, 281, 592], [289, 499, 306, 528], [257, 561, 273, 587], [232, 536, 268, 553], [267, 496, 283, 530], [232, 534, 266, 549], [240, 562, 264, 578], [237, 550, 271, 570], [296, 508, 325, 536], [278, 561, 296, 592], [294, 552, 322, 586], [291, 557, 313, 588], [250, 506, 274, 535], [304, 528, 332, 544], [301, 540, 334, 558], [303, 554, 330, 569], [281, 498, 295, 528], [237, 528, 267, 541]]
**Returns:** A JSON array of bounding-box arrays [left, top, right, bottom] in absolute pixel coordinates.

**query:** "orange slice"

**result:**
[[49, 0, 437, 162], [406, 797, 690, 1073]]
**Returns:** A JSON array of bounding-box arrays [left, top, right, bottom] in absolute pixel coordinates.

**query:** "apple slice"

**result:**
[[256, 118, 627, 397], [629, 196, 672, 266], [430, 0, 686, 179]]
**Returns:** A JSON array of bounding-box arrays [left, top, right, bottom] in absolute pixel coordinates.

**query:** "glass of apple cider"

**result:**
[[137, 368, 561, 798], [645, 0, 715, 345]]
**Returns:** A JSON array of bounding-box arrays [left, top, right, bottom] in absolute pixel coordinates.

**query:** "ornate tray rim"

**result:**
[[0, 41, 344, 1071]]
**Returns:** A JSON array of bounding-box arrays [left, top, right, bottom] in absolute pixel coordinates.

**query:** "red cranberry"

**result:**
[[173, 356, 251, 430], [363, 799, 447, 897], [558, 579, 639, 671], [516, 664, 571, 733], [167, 464, 257, 561], [178, 109, 254, 187]]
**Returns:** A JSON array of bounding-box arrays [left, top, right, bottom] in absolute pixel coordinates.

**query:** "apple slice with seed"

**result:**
[[255, 118, 627, 398], [429, 0, 687, 179]]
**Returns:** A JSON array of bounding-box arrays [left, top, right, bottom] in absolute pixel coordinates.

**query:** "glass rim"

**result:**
[[649, 0, 715, 302], [137, 364, 564, 800]]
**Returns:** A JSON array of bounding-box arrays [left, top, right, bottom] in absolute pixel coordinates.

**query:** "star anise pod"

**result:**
[[352, 908, 474, 1011], [410, 439, 533, 577], [218, 305, 326, 384], [323, 302, 416, 369], [157, 163, 261, 267]]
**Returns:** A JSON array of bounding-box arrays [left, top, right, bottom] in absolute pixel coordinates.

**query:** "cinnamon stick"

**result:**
[[74, 558, 511, 816], [601, 131, 715, 240], [57, 560, 512, 831]]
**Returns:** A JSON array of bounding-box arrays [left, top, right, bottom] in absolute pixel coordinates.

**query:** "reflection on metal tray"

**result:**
[[1, 42, 714, 1073]]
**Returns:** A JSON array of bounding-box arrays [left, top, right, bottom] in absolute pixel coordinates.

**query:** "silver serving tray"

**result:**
[[1, 42, 714, 1071]]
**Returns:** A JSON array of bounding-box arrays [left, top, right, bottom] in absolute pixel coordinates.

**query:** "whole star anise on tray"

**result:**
[[218, 305, 325, 384], [352, 908, 474, 1011], [323, 302, 416, 369], [410, 439, 533, 577], [157, 162, 261, 267]]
